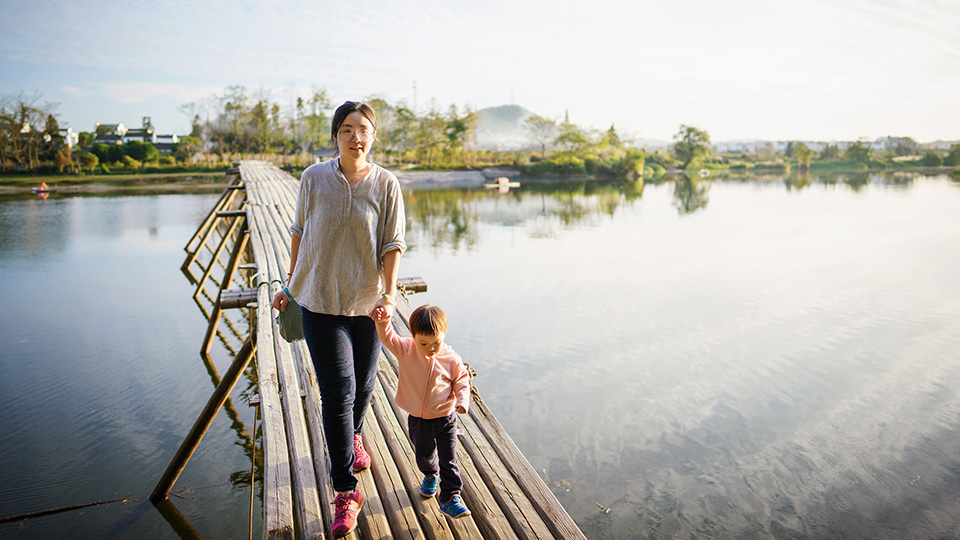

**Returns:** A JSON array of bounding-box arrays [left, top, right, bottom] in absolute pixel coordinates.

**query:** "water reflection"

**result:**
[[399, 172, 960, 539], [0, 193, 261, 539], [672, 172, 711, 214]]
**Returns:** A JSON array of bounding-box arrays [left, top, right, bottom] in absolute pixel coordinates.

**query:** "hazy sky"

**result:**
[[2, 0, 958, 143]]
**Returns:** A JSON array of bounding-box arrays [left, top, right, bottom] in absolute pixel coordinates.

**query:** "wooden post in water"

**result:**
[[150, 334, 257, 504]]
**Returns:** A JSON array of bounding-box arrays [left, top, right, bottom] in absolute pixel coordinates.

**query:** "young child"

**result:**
[[371, 302, 472, 518]]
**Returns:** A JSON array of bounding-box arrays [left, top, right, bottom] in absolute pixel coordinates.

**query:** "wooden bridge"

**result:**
[[153, 161, 586, 540]]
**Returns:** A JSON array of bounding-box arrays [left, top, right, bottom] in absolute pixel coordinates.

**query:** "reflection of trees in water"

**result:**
[[786, 173, 812, 191], [403, 179, 648, 250], [672, 173, 711, 215], [844, 172, 871, 191], [403, 189, 481, 252]]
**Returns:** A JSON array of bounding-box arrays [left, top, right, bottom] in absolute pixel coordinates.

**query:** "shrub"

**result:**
[[121, 155, 141, 169], [920, 151, 943, 167], [945, 145, 960, 167]]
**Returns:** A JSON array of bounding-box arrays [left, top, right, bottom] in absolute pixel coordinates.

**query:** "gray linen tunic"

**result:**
[[288, 159, 406, 316]]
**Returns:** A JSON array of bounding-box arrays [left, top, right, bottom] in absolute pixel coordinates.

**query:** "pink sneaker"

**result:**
[[353, 434, 371, 471], [332, 490, 363, 537]]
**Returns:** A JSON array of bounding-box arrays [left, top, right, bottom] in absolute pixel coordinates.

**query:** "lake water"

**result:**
[[1, 172, 959, 539]]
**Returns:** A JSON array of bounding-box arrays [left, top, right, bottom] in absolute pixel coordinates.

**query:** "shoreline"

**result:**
[[1, 166, 955, 195]]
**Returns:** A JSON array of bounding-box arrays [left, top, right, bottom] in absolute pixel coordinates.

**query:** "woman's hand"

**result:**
[[372, 294, 396, 321], [272, 290, 288, 312]]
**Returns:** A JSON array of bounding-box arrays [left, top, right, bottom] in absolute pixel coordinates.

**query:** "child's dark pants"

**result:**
[[408, 412, 462, 502]]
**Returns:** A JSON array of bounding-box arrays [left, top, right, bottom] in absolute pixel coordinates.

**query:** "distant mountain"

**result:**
[[474, 104, 535, 150], [473, 104, 672, 151]]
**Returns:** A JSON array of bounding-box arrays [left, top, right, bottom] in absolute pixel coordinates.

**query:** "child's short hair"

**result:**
[[409, 304, 448, 336]]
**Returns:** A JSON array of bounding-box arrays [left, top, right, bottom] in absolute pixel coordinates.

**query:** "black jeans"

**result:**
[[302, 309, 381, 493], [408, 412, 462, 502]]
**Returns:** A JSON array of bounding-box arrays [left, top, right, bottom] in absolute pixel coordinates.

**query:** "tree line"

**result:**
[[3, 87, 959, 176]]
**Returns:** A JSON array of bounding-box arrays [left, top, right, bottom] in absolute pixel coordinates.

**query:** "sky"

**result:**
[[1, 0, 958, 143]]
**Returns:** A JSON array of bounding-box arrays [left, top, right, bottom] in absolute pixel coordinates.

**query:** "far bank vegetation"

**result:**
[[2, 87, 959, 180]]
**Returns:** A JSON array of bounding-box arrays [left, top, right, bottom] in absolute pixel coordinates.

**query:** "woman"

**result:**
[[273, 100, 405, 537]]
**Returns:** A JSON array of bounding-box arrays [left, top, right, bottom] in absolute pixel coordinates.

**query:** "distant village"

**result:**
[[56, 116, 181, 153]]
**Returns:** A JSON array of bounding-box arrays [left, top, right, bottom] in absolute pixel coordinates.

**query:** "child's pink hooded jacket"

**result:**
[[378, 320, 471, 420]]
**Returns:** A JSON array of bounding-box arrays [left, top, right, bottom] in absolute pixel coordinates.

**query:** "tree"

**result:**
[[174, 136, 202, 162], [414, 103, 447, 166], [78, 131, 93, 148], [555, 121, 591, 153], [41, 114, 64, 161], [524, 115, 558, 159], [615, 148, 646, 179], [364, 96, 394, 150], [126, 140, 160, 164], [444, 103, 476, 159], [0, 90, 58, 170], [920, 151, 943, 167], [602, 124, 622, 149], [944, 144, 960, 167], [80, 152, 99, 172], [672, 124, 712, 169], [845, 141, 872, 163], [305, 87, 331, 151], [886, 136, 918, 156], [820, 144, 841, 159], [794, 142, 814, 171], [391, 104, 418, 157], [785, 141, 797, 158]]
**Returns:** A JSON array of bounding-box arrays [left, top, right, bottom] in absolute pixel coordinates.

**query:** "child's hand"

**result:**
[[456, 405, 467, 415], [370, 306, 389, 323]]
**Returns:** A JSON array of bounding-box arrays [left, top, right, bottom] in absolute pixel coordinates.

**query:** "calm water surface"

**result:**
[[1, 172, 959, 539]]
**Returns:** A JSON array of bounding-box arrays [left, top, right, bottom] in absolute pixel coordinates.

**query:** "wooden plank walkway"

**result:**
[[178, 161, 586, 540]]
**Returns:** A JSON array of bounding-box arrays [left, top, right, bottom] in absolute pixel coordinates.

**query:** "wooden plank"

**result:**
[[456, 412, 553, 540], [292, 342, 340, 538], [374, 361, 485, 540], [361, 401, 423, 540], [255, 288, 295, 539], [369, 376, 455, 540], [468, 400, 587, 540], [244, 186, 296, 539], [249, 172, 326, 539]]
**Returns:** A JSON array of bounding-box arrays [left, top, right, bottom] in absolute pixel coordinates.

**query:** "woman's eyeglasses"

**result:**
[[338, 128, 374, 142]]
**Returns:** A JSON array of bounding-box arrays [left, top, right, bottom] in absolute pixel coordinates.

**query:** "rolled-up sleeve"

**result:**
[[379, 176, 406, 258], [290, 170, 308, 238]]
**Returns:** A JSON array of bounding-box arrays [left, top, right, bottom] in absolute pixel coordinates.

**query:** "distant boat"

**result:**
[[484, 176, 520, 193]]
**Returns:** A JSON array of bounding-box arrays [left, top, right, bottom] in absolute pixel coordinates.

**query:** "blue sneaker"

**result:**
[[420, 475, 439, 498], [438, 494, 471, 519]]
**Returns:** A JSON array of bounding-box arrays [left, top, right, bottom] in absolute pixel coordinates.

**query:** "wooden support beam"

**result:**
[[193, 214, 245, 300], [201, 224, 249, 356], [151, 335, 257, 504], [219, 288, 259, 309]]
